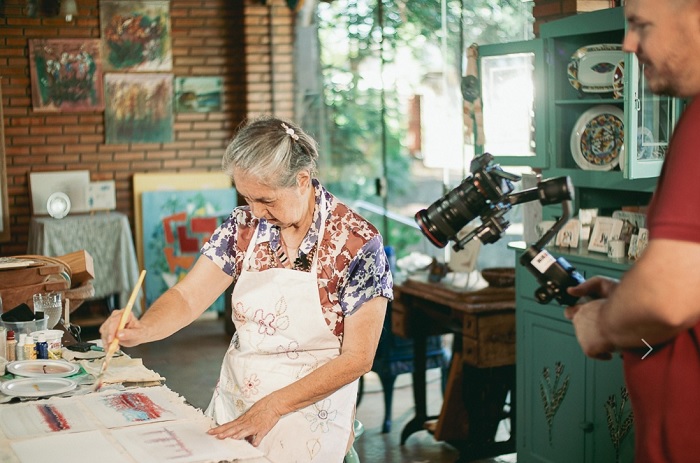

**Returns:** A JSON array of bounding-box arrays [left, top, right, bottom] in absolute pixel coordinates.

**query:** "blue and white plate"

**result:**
[[570, 105, 624, 171]]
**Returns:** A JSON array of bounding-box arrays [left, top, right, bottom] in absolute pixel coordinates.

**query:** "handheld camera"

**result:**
[[415, 153, 585, 306]]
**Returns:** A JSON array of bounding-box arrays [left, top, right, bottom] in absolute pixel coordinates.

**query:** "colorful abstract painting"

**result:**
[[141, 188, 237, 312], [104, 73, 173, 144], [28, 39, 104, 112], [174, 76, 223, 113], [100, 0, 172, 72]]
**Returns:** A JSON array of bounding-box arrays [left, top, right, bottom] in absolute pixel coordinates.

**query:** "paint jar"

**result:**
[[36, 334, 49, 360], [24, 335, 37, 360], [30, 329, 64, 359]]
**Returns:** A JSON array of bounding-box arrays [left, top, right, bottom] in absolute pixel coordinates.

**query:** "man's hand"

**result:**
[[564, 298, 615, 360]]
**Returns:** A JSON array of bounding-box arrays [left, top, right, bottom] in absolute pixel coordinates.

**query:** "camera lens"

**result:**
[[415, 177, 489, 248]]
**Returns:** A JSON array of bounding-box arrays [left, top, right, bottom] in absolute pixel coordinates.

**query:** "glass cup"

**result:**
[[33, 292, 63, 329]]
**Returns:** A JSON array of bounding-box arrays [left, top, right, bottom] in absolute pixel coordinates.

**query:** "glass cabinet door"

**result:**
[[478, 39, 547, 168], [624, 54, 677, 179]]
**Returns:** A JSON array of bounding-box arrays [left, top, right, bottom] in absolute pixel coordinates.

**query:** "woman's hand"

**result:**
[[99, 308, 144, 348], [207, 395, 282, 446]]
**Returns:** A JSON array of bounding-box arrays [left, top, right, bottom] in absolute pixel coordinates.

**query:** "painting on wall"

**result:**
[[174, 77, 223, 113], [28, 39, 105, 112], [141, 188, 237, 312], [100, 0, 172, 72], [104, 73, 173, 144]]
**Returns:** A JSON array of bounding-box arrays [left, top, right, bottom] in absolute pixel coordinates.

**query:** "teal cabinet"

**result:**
[[478, 7, 683, 208], [514, 246, 635, 463]]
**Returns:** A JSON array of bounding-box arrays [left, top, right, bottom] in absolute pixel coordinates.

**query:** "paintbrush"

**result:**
[[91, 269, 146, 392]]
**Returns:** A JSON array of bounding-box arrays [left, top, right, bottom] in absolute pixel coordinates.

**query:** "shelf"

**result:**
[[543, 168, 657, 191], [555, 99, 622, 106]]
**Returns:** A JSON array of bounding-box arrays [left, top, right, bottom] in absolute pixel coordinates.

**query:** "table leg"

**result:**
[[400, 333, 427, 445]]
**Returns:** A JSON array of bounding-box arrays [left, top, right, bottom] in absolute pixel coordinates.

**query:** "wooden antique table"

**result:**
[[392, 277, 516, 462]]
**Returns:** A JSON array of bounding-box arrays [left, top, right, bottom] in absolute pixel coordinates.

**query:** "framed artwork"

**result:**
[[132, 172, 233, 276], [28, 39, 104, 112], [100, 0, 172, 72], [141, 188, 237, 312], [28, 170, 91, 216], [174, 77, 223, 113], [588, 217, 624, 253], [87, 181, 117, 211], [104, 73, 174, 144], [555, 219, 580, 248], [0, 83, 9, 242]]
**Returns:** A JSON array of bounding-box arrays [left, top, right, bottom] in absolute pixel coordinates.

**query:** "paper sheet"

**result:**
[[112, 419, 265, 462], [0, 401, 93, 438], [82, 387, 200, 428], [11, 430, 126, 463]]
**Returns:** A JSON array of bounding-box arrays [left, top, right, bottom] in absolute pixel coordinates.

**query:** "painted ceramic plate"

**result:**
[[6, 360, 80, 378], [46, 192, 71, 219], [637, 126, 656, 160], [0, 377, 77, 398], [570, 105, 624, 171], [613, 60, 624, 99], [568, 44, 624, 93]]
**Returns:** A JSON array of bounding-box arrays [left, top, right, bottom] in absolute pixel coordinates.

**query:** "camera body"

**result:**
[[415, 153, 585, 306]]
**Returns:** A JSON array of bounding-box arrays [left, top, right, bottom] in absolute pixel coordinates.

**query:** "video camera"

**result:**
[[415, 153, 584, 306]]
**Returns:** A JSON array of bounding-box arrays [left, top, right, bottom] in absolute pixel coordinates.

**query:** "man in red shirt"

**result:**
[[565, 0, 700, 461]]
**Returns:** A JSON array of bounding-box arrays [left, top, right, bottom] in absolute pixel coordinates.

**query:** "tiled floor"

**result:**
[[94, 315, 516, 463]]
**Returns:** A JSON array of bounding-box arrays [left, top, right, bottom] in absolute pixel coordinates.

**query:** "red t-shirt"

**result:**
[[625, 97, 700, 462]]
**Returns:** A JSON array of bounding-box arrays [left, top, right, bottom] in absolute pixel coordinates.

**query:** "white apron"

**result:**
[[206, 199, 357, 463]]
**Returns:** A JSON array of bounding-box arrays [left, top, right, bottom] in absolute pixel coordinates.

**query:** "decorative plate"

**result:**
[[570, 105, 624, 171], [46, 191, 71, 219], [613, 60, 624, 99], [6, 360, 80, 378], [637, 126, 656, 160], [568, 44, 624, 93], [0, 377, 77, 398]]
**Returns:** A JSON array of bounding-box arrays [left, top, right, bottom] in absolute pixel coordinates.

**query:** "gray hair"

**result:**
[[222, 116, 319, 188]]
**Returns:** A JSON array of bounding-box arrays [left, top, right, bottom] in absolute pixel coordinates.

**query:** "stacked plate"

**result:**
[[0, 360, 79, 397]]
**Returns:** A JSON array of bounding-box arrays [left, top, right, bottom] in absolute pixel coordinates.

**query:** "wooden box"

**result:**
[[57, 250, 95, 286]]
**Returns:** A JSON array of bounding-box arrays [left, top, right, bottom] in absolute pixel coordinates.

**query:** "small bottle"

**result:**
[[6, 331, 16, 362], [24, 335, 37, 360], [16, 333, 27, 361], [36, 334, 49, 360]]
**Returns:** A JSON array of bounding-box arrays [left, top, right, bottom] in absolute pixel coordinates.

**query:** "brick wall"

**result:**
[[0, 0, 295, 256]]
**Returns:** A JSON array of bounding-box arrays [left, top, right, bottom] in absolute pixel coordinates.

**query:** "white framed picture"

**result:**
[[555, 218, 580, 248], [87, 180, 117, 211], [588, 217, 624, 253], [29, 170, 90, 216]]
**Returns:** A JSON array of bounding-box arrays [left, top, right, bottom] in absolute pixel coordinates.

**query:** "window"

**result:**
[[315, 0, 534, 268]]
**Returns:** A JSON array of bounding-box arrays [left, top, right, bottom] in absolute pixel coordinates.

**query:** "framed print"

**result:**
[[100, 0, 172, 72], [28, 170, 91, 216], [104, 73, 174, 144], [555, 219, 580, 248], [174, 77, 223, 113], [28, 39, 104, 112], [87, 181, 117, 211], [588, 217, 624, 253]]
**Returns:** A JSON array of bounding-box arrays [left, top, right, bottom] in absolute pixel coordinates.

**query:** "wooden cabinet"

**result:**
[[513, 245, 635, 463]]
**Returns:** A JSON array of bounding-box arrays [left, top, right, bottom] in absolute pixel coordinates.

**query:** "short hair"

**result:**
[[222, 116, 319, 189]]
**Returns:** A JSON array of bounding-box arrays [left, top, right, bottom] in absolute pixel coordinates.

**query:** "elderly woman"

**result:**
[[100, 116, 393, 462]]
